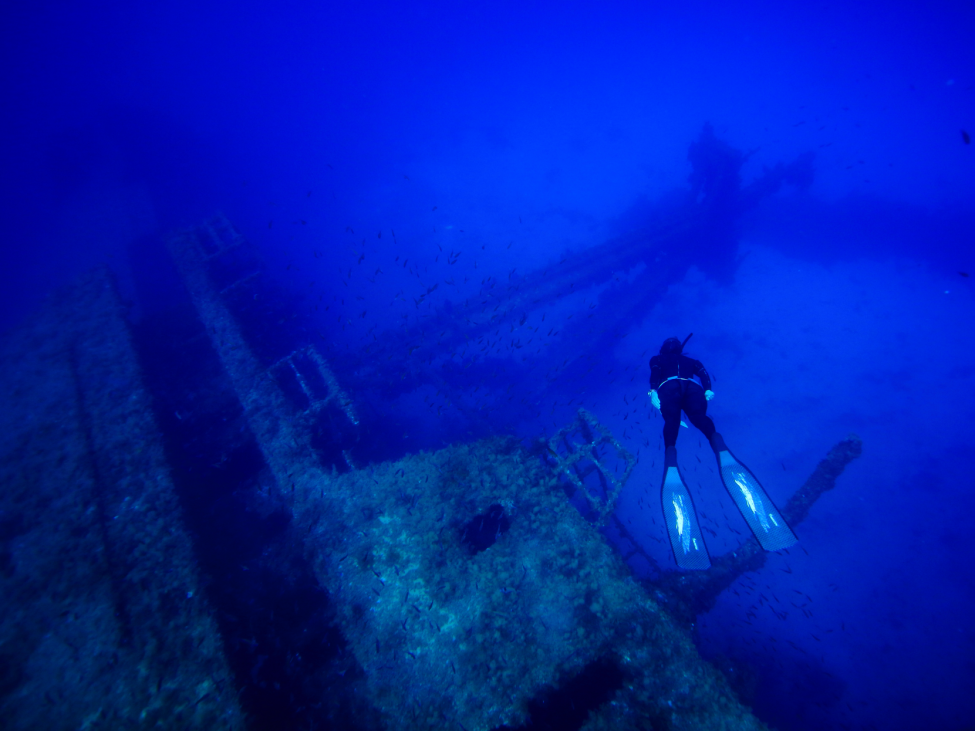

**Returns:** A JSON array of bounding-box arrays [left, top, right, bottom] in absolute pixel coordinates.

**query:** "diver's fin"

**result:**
[[661, 448, 711, 570], [710, 434, 797, 552]]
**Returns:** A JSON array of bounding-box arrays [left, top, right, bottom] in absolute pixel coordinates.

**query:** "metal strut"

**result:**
[[547, 408, 636, 525], [268, 345, 359, 427]]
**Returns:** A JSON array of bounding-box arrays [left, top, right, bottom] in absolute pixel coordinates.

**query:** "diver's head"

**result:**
[[660, 333, 694, 355], [660, 337, 683, 355]]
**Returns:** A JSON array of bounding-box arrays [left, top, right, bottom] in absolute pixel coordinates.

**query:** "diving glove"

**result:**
[[705, 390, 715, 401], [649, 390, 661, 410]]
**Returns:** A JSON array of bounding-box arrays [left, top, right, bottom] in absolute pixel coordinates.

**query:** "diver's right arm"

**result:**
[[648, 356, 662, 409]]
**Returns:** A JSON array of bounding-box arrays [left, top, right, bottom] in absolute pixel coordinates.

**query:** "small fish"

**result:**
[[960, 271, 970, 277], [963, 129, 971, 144]]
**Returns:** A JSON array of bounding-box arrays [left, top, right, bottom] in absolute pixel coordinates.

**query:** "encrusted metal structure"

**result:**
[[0, 269, 243, 730], [168, 218, 767, 730], [547, 408, 636, 525]]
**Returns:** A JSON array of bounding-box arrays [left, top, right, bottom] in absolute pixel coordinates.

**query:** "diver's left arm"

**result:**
[[693, 359, 715, 401]]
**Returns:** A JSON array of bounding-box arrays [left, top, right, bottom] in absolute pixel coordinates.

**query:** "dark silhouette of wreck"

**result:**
[[0, 127, 852, 731]]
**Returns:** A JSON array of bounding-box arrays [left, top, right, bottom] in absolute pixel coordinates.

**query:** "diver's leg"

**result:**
[[708, 433, 797, 552], [661, 456, 710, 569], [682, 383, 716, 440], [659, 382, 682, 447], [658, 382, 710, 568]]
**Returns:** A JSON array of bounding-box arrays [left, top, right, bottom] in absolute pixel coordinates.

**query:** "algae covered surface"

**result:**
[[0, 270, 243, 730], [293, 436, 765, 731]]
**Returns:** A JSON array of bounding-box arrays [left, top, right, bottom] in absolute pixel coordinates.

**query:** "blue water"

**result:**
[[2, 2, 974, 729]]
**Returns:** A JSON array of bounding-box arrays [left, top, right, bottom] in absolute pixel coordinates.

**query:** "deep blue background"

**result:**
[[2, 2, 974, 730]]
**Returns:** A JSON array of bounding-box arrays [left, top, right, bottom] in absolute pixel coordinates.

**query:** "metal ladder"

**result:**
[[195, 213, 263, 296], [268, 345, 359, 428]]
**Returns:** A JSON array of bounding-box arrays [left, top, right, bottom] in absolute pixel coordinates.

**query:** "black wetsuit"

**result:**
[[649, 353, 715, 447]]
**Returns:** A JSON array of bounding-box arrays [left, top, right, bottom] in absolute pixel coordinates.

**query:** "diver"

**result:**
[[649, 334, 796, 570], [649, 334, 717, 455]]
